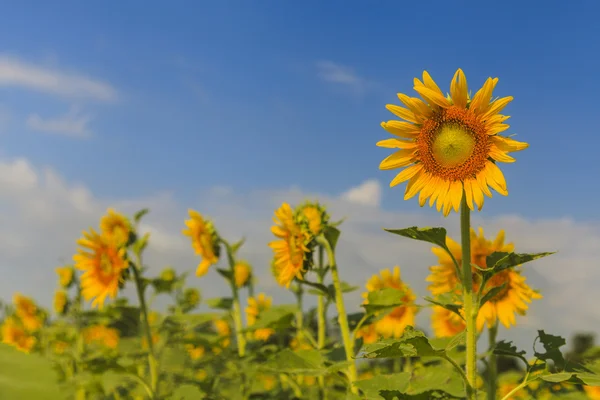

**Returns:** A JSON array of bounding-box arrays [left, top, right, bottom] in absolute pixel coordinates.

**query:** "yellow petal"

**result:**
[[485, 162, 508, 195], [422, 71, 444, 95], [470, 179, 484, 210], [476, 171, 492, 197], [379, 149, 415, 170], [397, 93, 433, 119], [489, 147, 516, 163], [470, 77, 498, 115], [450, 69, 468, 108], [490, 136, 529, 153], [482, 96, 513, 118], [449, 181, 463, 212], [376, 138, 417, 149], [381, 121, 420, 139], [404, 173, 430, 200], [463, 179, 474, 211], [413, 85, 452, 108], [390, 164, 423, 187], [386, 104, 418, 123], [486, 123, 510, 135]]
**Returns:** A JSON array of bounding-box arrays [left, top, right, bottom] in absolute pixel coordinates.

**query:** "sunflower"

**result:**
[[1, 317, 36, 353], [233, 261, 252, 288], [185, 344, 205, 360], [355, 323, 378, 344], [73, 229, 128, 309], [160, 267, 176, 282], [296, 201, 329, 236], [584, 386, 600, 400], [431, 306, 465, 338], [53, 291, 68, 315], [426, 228, 542, 330], [13, 293, 42, 332], [83, 325, 119, 349], [269, 203, 311, 287], [100, 208, 131, 247], [53, 340, 69, 355], [183, 288, 201, 310], [246, 293, 275, 341], [55, 266, 75, 288], [377, 69, 528, 216], [213, 318, 231, 349], [182, 210, 220, 277], [362, 267, 417, 338]]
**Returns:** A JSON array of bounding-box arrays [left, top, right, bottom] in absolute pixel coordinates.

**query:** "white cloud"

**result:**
[[316, 61, 372, 94], [0, 55, 117, 101], [0, 156, 597, 355], [26, 106, 93, 138], [340, 179, 382, 207]]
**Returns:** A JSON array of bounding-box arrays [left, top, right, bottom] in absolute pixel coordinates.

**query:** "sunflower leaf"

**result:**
[[353, 373, 411, 398], [486, 251, 556, 273], [297, 279, 332, 300], [570, 372, 600, 386], [534, 330, 566, 370], [479, 284, 507, 308], [205, 297, 233, 310], [262, 349, 327, 376], [358, 327, 445, 359], [424, 296, 463, 319], [229, 237, 246, 255], [384, 226, 449, 252], [362, 288, 405, 315], [133, 208, 149, 224], [493, 340, 528, 365], [244, 305, 296, 331], [540, 372, 573, 383], [321, 226, 341, 252]]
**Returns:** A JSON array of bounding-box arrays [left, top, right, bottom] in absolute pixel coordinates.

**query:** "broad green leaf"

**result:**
[[479, 284, 507, 307], [384, 226, 449, 251], [405, 363, 465, 397], [572, 372, 600, 386], [216, 268, 234, 281], [534, 330, 566, 369], [230, 237, 246, 255], [330, 281, 360, 294], [246, 305, 296, 331], [363, 287, 406, 315], [206, 297, 233, 310], [346, 312, 372, 331], [263, 349, 327, 376], [298, 279, 331, 298], [486, 251, 555, 273], [323, 226, 341, 251], [353, 372, 411, 398], [133, 208, 149, 224], [541, 372, 573, 382], [164, 313, 220, 329], [493, 341, 528, 365], [167, 384, 206, 399], [424, 295, 463, 319], [445, 332, 466, 352], [358, 327, 444, 359]]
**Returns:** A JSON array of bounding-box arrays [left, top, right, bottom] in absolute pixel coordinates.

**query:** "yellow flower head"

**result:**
[[431, 306, 465, 338], [213, 318, 231, 348], [290, 337, 312, 351], [195, 369, 208, 382], [53, 291, 68, 315], [362, 267, 417, 338], [53, 340, 69, 355], [233, 261, 252, 288], [13, 293, 42, 332], [182, 210, 220, 277], [84, 325, 119, 349], [185, 344, 205, 360], [246, 293, 275, 341], [295, 201, 329, 236], [378, 69, 528, 216], [355, 323, 379, 344], [584, 386, 600, 400], [73, 228, 129, 309], [427, 228, 542, 330], [55, 266, 75, 288], [258, 374, 277, 391], [160, 267, 176, 282], [1, 317, 36, 353], [100, 208, 131, 247], [269, 203, 311, 288]]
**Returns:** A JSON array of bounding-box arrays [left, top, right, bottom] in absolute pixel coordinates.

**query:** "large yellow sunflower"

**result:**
[[73, 229, 128, 309], [377, 69, 528, 216], [182, 210, 220, 277], [1, 317, 36, 353], [426, 228, 542, 330], [362, 267, 417, 338], [246, 293, 275, 341], [100, 208, 131, 247], [13, 293, 42, 332], [584, 386, 600, 400], [269, 203, 311, 287], [431, 305, 465, 338]]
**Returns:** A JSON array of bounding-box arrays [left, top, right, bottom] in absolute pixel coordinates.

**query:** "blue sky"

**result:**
[[1, 0, 599, 220]]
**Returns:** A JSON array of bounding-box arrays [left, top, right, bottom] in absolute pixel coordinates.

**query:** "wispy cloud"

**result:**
[[316, 60, 371, 94], [340, 179, 382, 207], [0, 55, 117, 101], [26, 106, 93, 139]]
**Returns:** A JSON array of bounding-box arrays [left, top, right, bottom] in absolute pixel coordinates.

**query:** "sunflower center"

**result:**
[[99, 252, 114, 275], [432, 123, 476, 168]]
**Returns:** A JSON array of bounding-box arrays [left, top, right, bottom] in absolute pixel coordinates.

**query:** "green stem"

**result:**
[[322, 239, 358, 394], [460, 195, 477, 399], [131, 254, 159, 398], [224, 242, 247, 357], [317, 245, 327, 400], [295, 284, 304, 342], [487, 323, 498, 400], [442, 354, 473, 395]]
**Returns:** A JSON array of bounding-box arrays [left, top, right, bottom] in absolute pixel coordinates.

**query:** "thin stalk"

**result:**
[[322, 239, 358, 394], [461, 194, 477, 399], [317, 245, 327, 399], [487, 322, 499, 400], [224, 242, 247, 357], [295, 284, 304, 342], [131, 254, 159, 398]]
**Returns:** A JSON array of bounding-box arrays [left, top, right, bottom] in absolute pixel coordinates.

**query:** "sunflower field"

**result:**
[[3, 70, 600, 400]]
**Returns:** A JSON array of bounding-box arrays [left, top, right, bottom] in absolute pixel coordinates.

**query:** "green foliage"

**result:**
[[358, 327, 445, 359], [363, 287, 407, 315]]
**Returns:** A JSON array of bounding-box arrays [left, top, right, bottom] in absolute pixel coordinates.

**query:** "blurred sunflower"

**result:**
[[13, 293, 42, 332], [55, 266, 75, 288], [426, 228, 541, 330], [355, 323, 378, 344], [362, 267, 417, 338], [246, 293, 275, 341], [53, 340, 69, 355], [269, 203, 311, 287], [84, 325, 119, 349], [296, 201, 329, 236], [1, 317, 36, 353], [377, 69, 528, 216], [233, 261, 252, 288], [182, 210, 220, 277], [431, 305, 465, 338], [258, 374, 277, 391], [73, 229, 128, 309], [185, 344, 205, 360], [290, 337, 313, 351], [100, 208, 131, 247], [213, 318, 231, 349], [53, 290, 68, 315], [584, 386, 600, 400]]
